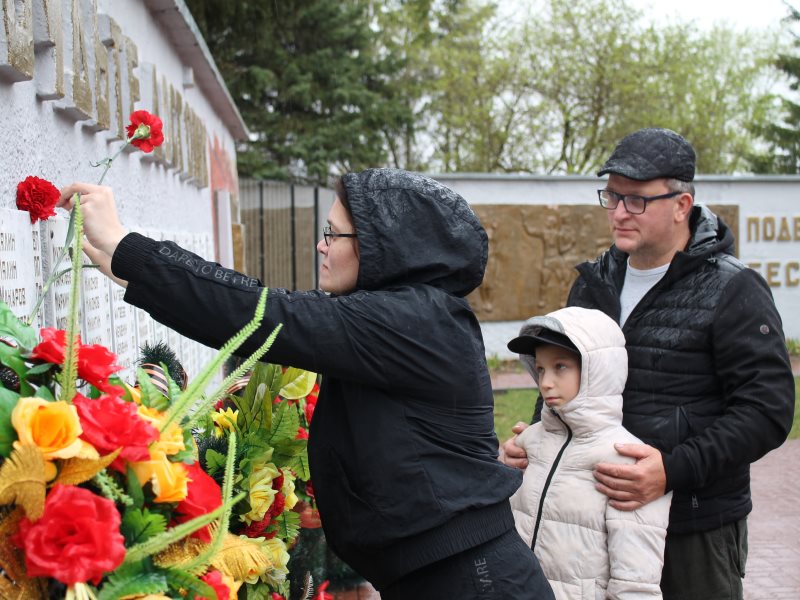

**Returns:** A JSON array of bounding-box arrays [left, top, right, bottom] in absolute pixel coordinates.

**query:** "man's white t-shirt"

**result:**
[[619, 261, 670, 327]]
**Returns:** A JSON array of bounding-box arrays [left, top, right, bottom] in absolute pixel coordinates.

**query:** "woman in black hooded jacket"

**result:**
[[60, 169, 554, 599]]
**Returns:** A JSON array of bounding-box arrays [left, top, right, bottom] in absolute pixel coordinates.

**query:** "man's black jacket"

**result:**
[[566, 205, 794, 533]]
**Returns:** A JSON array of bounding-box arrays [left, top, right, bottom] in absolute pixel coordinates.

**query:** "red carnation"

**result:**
[[173, 461, 223, 543], [199, 569, 230, 600], [73, 393, 159, 470], [16, 176, 59, 223], [12, 485, 125, 585], [126, 110, 164, 153]]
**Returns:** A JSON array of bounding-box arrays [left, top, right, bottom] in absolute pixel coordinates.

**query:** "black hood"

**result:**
[[342, 169, 488, 297]]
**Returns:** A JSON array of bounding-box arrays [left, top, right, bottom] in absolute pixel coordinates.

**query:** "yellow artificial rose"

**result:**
[[280, 468, 298, 511], [261, 537, 290, 587], [11, 397, 98, 478], [137, 405, 185, 456], [212, 407, 239, 438], [241, 462, 280, 524], [130, 450, 189, 503]]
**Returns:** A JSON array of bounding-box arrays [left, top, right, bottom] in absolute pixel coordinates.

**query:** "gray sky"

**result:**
[[628, 0, 791, 31]]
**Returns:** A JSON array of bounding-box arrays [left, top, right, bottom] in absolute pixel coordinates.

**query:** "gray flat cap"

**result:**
[[598, 128, 696, 182]]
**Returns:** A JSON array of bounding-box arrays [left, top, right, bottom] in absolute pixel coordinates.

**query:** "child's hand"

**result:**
[[593, 443, 667, 510], [498, 422, 529, 469]]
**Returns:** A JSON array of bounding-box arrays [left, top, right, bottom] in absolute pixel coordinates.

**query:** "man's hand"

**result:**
[[499, 421, 529, 469], [593, 443, 667, 511]]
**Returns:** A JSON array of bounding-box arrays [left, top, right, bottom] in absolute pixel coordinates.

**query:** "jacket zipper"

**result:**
[[530, 411, 572, 550]]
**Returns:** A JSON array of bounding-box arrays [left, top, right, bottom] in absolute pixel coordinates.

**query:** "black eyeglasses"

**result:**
[[322, 225, 357, 246], [597, 189, 681, 215]]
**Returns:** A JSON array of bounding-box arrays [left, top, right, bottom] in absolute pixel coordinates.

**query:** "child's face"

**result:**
[[534, 344, 581, 408]]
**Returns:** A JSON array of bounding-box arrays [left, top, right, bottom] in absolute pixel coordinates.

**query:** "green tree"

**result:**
[[502, 0, 779, 175], [750, 5, 800, 173], [185, 0, 410, 183]]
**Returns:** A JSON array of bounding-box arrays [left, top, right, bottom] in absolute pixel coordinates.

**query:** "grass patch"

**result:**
[[494, 377, 800, 441], [493, 387, 537, 441]]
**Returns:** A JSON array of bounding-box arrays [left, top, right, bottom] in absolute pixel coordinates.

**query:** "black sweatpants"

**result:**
[[380, 529, 555, 600]]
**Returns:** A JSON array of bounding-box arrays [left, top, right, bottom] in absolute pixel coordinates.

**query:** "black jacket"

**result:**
[[111, 169, 521, 588], [566, 205, 794, 534]]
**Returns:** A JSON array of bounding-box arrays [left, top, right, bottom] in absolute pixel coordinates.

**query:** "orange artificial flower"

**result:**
[[129, 451, 189, 503], [11, 397, 98, 478]]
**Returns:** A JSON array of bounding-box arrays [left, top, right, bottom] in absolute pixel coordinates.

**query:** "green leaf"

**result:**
[[164, 567, 218, 598], [125, 465, 145, 508], [25, 362, 55, 376], [34, 385, 55, 401], [273, 508, 301, 543], [121, 507, 168, 546], [0, 300, 37, 350], [204, 448, 227, 477], [269, 401, 299, 444], [286, 449, 310, 481], [0, 389, 19, 457], [98, 560, 168, 600], [279, 368, 316, 399]]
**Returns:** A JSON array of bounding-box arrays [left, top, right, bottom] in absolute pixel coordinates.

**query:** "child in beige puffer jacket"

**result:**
[[508, 306, 672, 600]]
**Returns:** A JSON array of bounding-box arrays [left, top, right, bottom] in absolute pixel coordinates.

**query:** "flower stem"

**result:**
[[96, 141, 131, 185]]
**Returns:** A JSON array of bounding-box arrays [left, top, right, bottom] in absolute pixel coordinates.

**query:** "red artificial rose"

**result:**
[[296, 427, 309, 440], [73, 393, 159, 470], [173, 461, 223, 542], [31, 329, 122, 393], [77, 343, 123, 393], [272, 594, 286, 600], [12, 484, 125, 585], [126, 110, 164, 153], [31, 328, 67, 364], [199, 569, 230, 600], [16, 176, 59, 223]]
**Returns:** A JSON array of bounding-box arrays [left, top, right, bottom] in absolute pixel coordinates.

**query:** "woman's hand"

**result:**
[[58, 183, 128, 257]]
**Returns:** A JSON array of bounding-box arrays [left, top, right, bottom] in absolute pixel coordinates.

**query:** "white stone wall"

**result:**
[[1, 0, 244, 383], [435, 174, 800, 340]]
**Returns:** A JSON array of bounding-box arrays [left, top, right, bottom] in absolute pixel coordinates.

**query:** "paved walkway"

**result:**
[[743, 439, 800, 599]]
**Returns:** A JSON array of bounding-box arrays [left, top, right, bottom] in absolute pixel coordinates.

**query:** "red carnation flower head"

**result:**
[[11, 484, 126, 585], [73, 392, 159, 470], [173, 461, 223, 542], [126, 110, 164, 153], [16, 176, 59, 223]]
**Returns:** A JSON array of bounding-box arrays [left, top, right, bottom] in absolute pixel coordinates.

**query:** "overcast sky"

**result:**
[[628, 0, 791, 31], [499, 0, 794, 31]]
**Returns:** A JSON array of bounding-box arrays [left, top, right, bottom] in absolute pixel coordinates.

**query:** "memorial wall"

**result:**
[[1, 0, 248, 383], [436, 174, 800, 340]]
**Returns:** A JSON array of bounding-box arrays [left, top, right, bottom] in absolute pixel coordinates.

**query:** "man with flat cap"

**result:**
[[502, 128, 795, 599]]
